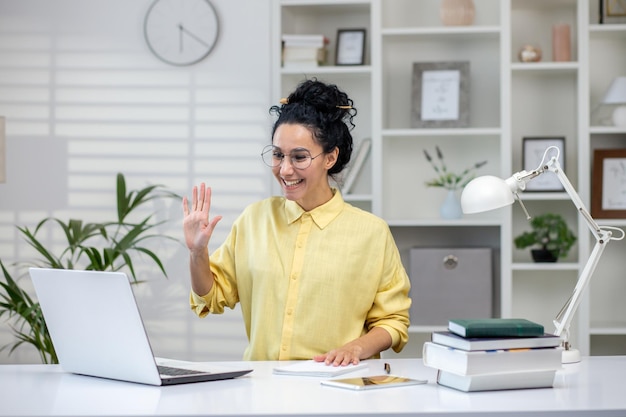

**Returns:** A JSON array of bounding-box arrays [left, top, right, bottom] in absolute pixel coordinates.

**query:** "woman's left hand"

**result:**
[[313, 346, 363, 366], [312, 327, 392, 366]]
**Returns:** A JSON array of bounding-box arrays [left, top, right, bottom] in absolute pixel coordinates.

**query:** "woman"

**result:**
[[183, 79, 411, 365]]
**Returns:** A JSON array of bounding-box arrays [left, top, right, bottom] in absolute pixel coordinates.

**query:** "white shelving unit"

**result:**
[[272, 0, 626, 357]]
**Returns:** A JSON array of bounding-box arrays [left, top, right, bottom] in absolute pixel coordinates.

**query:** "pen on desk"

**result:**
[[384, 362, 391, 374]]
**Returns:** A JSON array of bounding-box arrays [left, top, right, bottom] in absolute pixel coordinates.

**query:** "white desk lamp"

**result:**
[[602, 76, 626, 128], [461, 146, 625, 363]]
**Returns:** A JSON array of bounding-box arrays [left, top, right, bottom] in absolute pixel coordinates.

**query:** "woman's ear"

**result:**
[[325, 147, 339, 170]]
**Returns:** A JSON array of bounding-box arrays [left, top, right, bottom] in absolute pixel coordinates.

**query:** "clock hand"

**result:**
[[179, 24, 211, 48], [178, 24, 184, 52]]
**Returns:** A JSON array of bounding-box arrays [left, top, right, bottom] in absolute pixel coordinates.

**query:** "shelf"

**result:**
[[281, 0, 370, 11], [589, 126, 626, 134], [597, 218, 626, 227], [382, 127, 501, 137], [518, 192, 571, 201], [511, 62, 579, 72], [589, 322, 626, 335], [512, 262, 580, 271], [281, 65, 372, 75], [382, 26, 500, 37], [387, 219, 503, 227], [589, 23, 626, 36]]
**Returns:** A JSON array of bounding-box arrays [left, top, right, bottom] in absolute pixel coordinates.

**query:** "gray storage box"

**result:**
[[409, 247, 492, 326]]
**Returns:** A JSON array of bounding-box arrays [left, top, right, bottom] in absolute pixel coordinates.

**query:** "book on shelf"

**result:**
[[273, 360, 367, 377], [431, 331, 562, 351], [342, 138, 371, 194], [281, 34, 329, 48], [422, 342, 563, 376], [282, 59, 323, 69], [448, 318, 545, 338], [436, 368, 557, 392], [282, 46, 327, 63]]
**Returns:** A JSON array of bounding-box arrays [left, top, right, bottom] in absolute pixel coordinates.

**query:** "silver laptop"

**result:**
[[29, 267, 252, 386]]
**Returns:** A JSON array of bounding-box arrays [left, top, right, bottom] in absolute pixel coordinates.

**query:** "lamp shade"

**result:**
[[602, 76, 626, 104], [461, 175, 515, 214]]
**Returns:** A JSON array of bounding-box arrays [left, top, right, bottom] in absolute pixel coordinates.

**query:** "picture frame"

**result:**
[[411, 61, 470, 128], [335, 29, 366, 66], [600, 0, 626, 24], [522, 137, 565, 192], [591, 149, 626, 219]]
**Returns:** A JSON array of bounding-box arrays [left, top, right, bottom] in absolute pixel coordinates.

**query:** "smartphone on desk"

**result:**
[[320, 375, 427, 391]]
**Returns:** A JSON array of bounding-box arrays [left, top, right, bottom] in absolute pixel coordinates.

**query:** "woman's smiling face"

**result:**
[[271, 123, 338, 211]]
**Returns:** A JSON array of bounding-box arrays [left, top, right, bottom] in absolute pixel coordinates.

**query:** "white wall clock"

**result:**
[[144, 0, 220, 66]]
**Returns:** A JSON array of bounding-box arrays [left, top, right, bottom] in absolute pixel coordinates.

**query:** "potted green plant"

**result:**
[[513, 213, 577, 262], [0, 173, 180, 363]]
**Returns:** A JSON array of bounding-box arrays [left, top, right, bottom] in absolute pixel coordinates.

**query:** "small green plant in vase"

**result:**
[[514, 213, 577, 262], [423, 146, 487, 219]]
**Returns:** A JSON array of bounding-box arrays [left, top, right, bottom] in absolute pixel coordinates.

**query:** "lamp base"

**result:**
[[612, 106, 626, 128], [562, 347, 581, 364]]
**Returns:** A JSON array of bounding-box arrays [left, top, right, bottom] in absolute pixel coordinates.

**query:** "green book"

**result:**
[[448, 318, 544, 338]]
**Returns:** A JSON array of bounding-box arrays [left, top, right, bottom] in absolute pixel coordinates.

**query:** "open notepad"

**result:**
[[273, 360, 368, 377]]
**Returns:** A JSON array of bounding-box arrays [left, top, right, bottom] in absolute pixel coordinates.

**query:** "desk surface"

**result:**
[[2, 357, 626, 417]]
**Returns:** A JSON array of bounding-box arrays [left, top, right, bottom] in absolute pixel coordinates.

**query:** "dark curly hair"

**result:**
[[269, 79, 357, 177]]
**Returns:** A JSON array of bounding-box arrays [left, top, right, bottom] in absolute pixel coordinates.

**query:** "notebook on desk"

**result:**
[[29, 267, 252, 386]]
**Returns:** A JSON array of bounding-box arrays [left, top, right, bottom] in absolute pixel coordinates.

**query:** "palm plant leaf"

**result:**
[[0, 172, 181, 364]]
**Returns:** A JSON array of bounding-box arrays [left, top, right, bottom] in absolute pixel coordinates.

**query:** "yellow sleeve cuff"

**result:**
[[189, 288, 213, 317]]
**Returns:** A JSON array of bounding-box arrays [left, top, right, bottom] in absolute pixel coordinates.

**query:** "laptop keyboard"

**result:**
[[158, 365, 208, 376]]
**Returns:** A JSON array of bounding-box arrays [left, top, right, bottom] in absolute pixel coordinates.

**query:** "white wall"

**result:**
[[0, 0, 273, 363]]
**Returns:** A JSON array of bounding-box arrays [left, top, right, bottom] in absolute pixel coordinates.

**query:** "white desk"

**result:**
[[1, 357, 626, 416]]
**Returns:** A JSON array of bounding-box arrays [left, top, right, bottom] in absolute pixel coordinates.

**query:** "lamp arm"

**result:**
[[553, 239, 607, 338], [546, 157, 614, 338], [546, 157, 603, 240]]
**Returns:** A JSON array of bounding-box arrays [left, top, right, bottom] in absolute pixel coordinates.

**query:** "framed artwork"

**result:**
[[335, 29, 366, 65], [411, 61, 470, 128], [522, 137, 565, 191], [600, 0, 626, 23], [592, 149, 626, 218]]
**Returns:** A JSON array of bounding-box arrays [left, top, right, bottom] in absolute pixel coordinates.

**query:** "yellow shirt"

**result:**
[[190, 189, 411, 361]]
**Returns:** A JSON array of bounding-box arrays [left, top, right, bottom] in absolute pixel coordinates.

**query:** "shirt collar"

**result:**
[[285, 188, 344, 229]]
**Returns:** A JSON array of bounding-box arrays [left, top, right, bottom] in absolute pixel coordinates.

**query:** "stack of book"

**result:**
[[281, 34, 329, 68], [423, 318, 564, 392]]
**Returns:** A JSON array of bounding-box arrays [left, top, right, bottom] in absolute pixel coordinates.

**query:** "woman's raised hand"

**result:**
[[182, 183, 222, 253]]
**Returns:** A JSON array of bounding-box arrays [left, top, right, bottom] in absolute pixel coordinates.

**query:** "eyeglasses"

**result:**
[[261, 145, 324, 170]]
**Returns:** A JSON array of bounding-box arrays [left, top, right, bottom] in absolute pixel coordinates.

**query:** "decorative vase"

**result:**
[[518, 45, 542, 62], [440, 190, 463, 219], [440, 0, 475, 26], [531, 249, 559, 263]]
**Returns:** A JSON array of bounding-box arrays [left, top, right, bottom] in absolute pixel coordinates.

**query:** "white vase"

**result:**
[[440, 189, 463, 219]]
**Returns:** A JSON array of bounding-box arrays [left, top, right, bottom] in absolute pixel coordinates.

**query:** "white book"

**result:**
[[282, 46, 326, 62], [431, 331, 562, 351], [282, 34, 328, 48], [282, 60, 320, 69], [437, 369, 557, 392], [342, 138, 371, 194], [422, 342, 563, 376], [273, 360, 367, 377]]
